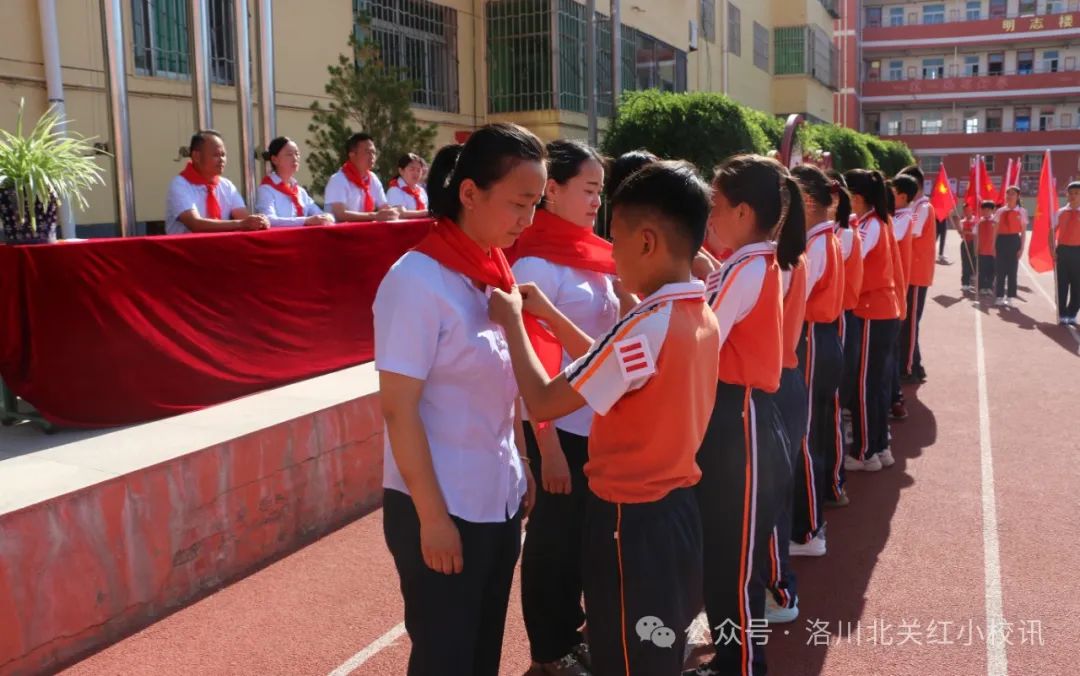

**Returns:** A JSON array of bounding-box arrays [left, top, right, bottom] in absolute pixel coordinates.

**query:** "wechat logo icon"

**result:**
[[635, 616, 677, 649]]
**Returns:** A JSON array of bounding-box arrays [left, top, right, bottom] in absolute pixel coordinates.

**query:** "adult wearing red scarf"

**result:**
[[324, 132, 400, 223], [254, 136, 334, 227], [509, 139, 617, 676], [373, 124, 545, 676], [165, 130, 268, 234], [386, 152, 431, 219]]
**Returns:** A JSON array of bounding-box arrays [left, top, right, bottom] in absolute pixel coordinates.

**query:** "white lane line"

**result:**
[[974, 302, 1007, 676], [1019, 260, 1080, 346], [327, 622, 407, 676]]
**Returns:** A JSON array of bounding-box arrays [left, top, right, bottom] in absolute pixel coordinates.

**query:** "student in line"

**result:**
[[898, 165, 934, 383], [976, 200, 998, 296], [993, 186, 1028, 307], [373, 124, 546, 676], [511, 139, 617, 676], [844, 169, 901, 473], [959, 203, 977, 293], [888, 174, 919, 420], [1053, 182, 1080, 325], [489, 161, 720, 675], [325, 132, 401, 223], [832, 173, 862, 507], [166, 130, 269, 234], [386, 153, 431, 219], [254, 136, 335, 227], [690, 155, 805, 676]]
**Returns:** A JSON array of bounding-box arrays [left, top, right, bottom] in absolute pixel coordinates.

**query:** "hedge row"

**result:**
[[601, 90, 914, 176]]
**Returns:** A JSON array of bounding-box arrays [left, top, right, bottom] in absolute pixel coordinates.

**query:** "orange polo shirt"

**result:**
[[841, 227, 863, 311], [805, 222, 844, 324], [977, 217, 996, 256], [782, 257, 808, 369], [908, 197, 937, 288], [960, 215, 977, 243], [565, 281, 719, 504], [995, 206, 1028, 235], [1055, 207, 1080, 246], [854, 212, 901, 321]]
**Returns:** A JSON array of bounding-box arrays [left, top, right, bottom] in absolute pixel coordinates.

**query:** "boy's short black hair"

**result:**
[[891, 174, 919, 202], [1067, 181, 1080, 192], [611, 160, 711, 262], [980, 200, 996, 210], [899, 164, 925, 187]]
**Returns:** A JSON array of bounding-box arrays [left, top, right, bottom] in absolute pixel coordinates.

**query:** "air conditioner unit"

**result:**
[[689, 19, 699, 52]]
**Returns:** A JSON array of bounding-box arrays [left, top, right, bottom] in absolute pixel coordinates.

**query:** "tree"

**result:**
[[306, 21, 437, 197]]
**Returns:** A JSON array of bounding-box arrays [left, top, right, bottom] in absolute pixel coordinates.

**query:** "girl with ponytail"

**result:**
[[842, 169, 902, 474], [688, 154, 804, 676]]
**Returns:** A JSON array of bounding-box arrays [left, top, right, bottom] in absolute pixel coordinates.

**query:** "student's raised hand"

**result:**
[[420, 514, 463, 575], [692, 248, 720, 281], [488, 287, 523, 327], [518, 282, 556, 321]]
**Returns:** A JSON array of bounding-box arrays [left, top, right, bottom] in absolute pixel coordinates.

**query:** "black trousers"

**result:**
[[767, 367, 807, 610], [521, 425, 589, 663], [937, 218, 948, 256], [793, 322, 842, 542], [696, 382, 791, 676], [383, 489, 522, 676], [832, 312, 862, 497], [1056, 245, 1080, 318], [851, 318, 900, 460], [899, 285, 928, 377], [582, 487, 702, 676], [979, 254, 996, 291], [995, 234, 1022, 298], [960, 239, 976, 286]]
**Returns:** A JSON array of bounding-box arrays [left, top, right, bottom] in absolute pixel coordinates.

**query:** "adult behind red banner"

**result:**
[[0, 220, 433, 427]]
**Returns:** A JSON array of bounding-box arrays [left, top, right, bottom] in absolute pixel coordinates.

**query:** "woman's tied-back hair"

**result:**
[[713, 154, 807, 270], [844, 169, 890, 224], [792, 164, 852, 229]]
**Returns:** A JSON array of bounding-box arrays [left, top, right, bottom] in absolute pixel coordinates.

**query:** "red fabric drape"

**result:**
[[0, 219, 433, 428]]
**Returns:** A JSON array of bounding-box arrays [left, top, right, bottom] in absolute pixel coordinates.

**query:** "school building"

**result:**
[[0, 0, 840, 235], [836, 0, 1080, 195]]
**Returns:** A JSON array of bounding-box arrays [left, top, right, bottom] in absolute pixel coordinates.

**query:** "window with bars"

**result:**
[[922, 3, 945, 24], [920, 155, 943, 173], [356, 0, 459, 113], [966, 1, 981, 20], [487, 0, 553, 113], [773, 25, 836, 89], [752, 22, 768, 72], [983, 155, 995, 172], [701, 0, 716, 42], [131, 0, 235, 85], [728, 3, 741, 56], [1022, 153, 1041, 172]]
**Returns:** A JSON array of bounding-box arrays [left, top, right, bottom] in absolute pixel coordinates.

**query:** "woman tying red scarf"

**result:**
[[373, 124, 545, 676], [507, 139, 622, 676], [254, 137, 335, 227], [386, 152, 431, 219]]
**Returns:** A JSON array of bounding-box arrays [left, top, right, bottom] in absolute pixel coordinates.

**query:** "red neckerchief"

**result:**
[[400, 183, 426, 211], [509, 209, 615, 274], [179, 162, 221, 219], [261, 174, 303, 216], [341, 162, 375, 212], [414, 218, 563, 378]]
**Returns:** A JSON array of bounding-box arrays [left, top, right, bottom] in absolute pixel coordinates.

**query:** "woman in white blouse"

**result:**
[[385, 152, 430, 219], [255, 137, 334, 227]]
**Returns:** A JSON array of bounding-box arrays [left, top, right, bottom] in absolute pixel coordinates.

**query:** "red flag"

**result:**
[[1028, 150, 1058, 274], [1001, 158, 1014, 197], [965, 157, 981, 213], [978, 156, 999, 206], [930, 164, 957, 221], [1007, 157, 1021, 193]]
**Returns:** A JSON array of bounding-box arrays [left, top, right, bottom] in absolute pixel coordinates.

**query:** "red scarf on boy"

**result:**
[[414, 218, 563, 378], [260, 174, 304, 216], [180, 162, 221, 219], [341, 162, 375, 212]]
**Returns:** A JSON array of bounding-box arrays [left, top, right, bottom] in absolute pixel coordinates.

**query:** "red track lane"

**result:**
[[62, 238, 1079, 676]]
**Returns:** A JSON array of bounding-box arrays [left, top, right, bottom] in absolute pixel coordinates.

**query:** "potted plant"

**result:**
[[0, 98, 105, 244]]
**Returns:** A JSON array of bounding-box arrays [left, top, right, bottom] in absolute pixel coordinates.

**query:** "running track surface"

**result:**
[[63, 238, 1079, 676]]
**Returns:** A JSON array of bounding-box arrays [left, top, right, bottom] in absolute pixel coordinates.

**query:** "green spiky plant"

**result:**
[[0, 99, 106, 238]]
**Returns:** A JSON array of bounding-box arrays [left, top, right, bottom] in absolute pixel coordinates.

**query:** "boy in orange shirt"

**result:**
[[959, 203, 977, 292], [490, 161, 720, 675], [1053, 181, 1080, 325], [977, 200, 998, 295]]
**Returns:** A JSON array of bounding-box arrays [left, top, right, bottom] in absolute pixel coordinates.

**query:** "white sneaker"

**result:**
[[765, 595, 799, 624], [994, 297, 1007, 307], [790, 530, 826, 557], [879, 448, 895, 467], [842, 409, 854, 445], [845, 454, 883, 472]]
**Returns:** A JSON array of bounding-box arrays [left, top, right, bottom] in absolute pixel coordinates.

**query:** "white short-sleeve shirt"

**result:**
[[254, 172, 330, 227], [386, 184, 428, 211], [323, 168, 389, 214], [911, 197, 933, 237], [373, 251, 527, 524], [165, 174, 247, 234], [511, 256, 620, 436]]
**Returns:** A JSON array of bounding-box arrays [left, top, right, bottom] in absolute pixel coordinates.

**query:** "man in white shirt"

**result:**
[[165, 130, 269, 235], [323, 133, 401, 223]]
